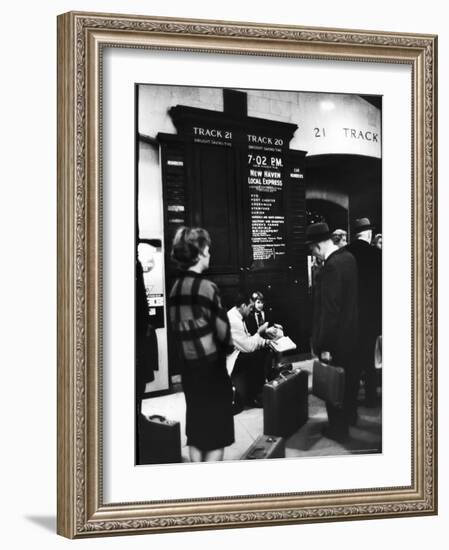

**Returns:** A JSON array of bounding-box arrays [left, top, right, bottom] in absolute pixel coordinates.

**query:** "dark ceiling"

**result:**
[[360, 94, 382, 110]]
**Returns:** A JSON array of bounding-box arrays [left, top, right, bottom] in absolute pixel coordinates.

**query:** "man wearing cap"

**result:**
[[306, 222, 359, 442], [346, 217, 382, 406]]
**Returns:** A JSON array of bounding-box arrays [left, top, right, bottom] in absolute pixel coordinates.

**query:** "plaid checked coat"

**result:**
[[169, 271, 233, 363]]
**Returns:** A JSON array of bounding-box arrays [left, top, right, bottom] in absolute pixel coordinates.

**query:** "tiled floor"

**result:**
[[141, 360, 382, 462]]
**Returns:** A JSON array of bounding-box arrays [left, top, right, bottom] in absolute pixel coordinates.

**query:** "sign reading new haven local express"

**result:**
[[247, 134, 286, 263]]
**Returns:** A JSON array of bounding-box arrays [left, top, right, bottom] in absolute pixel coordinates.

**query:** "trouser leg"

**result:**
[[359, 334, 378, 405], [231, 350, 269, 405], [365, 369, 378, 403], [231, 358, 249, 409], [345, 363, 362, 424], [247, 349, 273, 402], [325, 402, 348, 440], [324, 356, 357, 440]]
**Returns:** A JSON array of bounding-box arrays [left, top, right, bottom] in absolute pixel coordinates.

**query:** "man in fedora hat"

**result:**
[[306, 222, 359, 442], [346, 217, 382, 406]]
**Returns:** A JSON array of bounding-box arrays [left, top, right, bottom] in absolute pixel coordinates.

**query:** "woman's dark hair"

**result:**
[[171, 226, 211, 270]]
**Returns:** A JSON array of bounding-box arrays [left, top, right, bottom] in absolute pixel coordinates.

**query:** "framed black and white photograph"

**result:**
[[57, 11, 437, 538], [135, 84, 383, 466]]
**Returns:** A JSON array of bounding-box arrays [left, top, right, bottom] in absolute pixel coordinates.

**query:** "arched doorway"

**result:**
[[306, 199, 348, 232], [306, 153, 382, 238]]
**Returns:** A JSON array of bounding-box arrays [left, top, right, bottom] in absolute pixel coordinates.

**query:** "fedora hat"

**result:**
[[305, 222, 331, 244], [353, 217, 374, 233]]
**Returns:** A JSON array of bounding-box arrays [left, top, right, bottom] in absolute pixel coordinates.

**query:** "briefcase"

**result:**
[[312, 360, 345, 408], [263, 366, 309, 438], [240, 434, 285, 460], [137, 413, 182, 465]]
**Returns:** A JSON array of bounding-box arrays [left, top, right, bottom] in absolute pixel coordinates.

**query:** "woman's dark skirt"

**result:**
[[181, 354, 234, 451]]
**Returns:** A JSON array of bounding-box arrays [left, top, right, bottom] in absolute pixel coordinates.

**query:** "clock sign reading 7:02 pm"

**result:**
[[248, 154, 283, 168]]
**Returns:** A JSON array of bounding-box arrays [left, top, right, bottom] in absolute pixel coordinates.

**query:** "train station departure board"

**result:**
[[247, 140, 286, 264], [158, 97, 310, 366]]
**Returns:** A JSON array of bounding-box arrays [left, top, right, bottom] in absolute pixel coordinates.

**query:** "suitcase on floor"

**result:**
[[137, 413, 181, 465], [312, 359, 345, 408], [263, 366, 309, 437], [240, 435, 285, 460]]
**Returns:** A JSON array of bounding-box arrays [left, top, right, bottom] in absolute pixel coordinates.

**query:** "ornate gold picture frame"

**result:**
[[57, 11, 437, 538]]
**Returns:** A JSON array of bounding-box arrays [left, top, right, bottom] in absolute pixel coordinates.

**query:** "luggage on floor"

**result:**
[[263, 366, 309, 437], [137, 413, 181, 465], [240, 434, 285, 460], [312, 359, 345, 408]]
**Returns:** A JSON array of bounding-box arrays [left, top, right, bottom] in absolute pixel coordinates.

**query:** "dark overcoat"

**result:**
[[312, 247, 358, 364], [346, 239, 382, 339]]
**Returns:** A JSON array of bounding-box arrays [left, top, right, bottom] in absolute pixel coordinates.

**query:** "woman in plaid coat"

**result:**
[[169, 227, 234, 462]]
